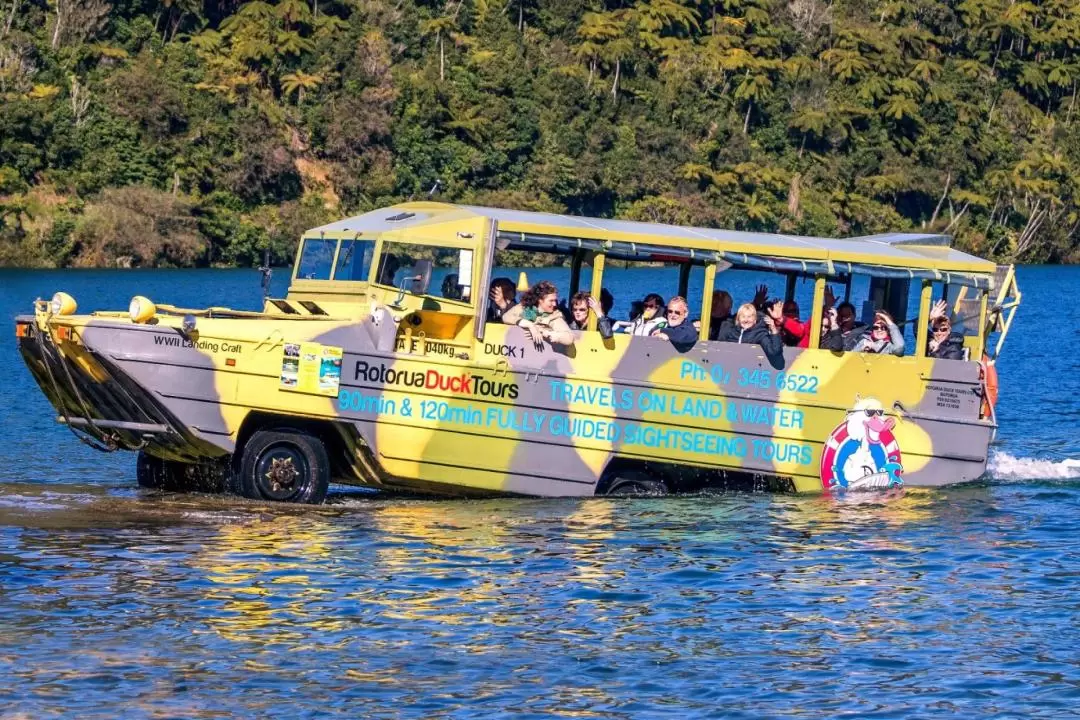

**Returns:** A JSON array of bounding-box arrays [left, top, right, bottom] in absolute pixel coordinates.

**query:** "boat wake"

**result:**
[[986, 451, 1080, 482]]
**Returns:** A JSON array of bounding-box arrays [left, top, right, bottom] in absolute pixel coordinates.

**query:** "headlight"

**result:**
[[129, 296, 157, 324], [50, 292, 77, 316]]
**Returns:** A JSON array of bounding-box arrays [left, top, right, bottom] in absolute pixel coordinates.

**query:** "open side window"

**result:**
[[373, 241, 476, 308]]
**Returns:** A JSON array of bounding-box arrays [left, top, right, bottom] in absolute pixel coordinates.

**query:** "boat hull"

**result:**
[[16, 308, 995, 497]]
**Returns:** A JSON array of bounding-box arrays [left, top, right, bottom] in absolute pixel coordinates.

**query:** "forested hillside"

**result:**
[[1, 0, 1078, 268]]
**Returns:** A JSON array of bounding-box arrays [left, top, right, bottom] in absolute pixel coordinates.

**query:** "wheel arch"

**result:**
[[234, 411, 354, 480], [596, 457, 791, 494], [596, 457, 679, 495]]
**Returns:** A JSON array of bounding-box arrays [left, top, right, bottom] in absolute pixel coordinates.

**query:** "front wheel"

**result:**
[[137, 451, 226, 493], [236, 429, 330, 504], [137, 451, 174, 490]]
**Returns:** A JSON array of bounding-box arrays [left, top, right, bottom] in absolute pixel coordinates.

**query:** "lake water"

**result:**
[[1, 265, 1078, 718]]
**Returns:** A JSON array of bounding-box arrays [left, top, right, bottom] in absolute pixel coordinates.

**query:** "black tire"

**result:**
[[137, 451, 227, 493], [136, 450, 172, 489], [236, 429, 330, 504], [604, 473, 669, 497]]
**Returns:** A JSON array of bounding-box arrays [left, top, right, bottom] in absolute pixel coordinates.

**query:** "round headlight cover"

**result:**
[[181, 314, 197, 334], [50, 292, 77, 316], [129, 296, 157, 323]]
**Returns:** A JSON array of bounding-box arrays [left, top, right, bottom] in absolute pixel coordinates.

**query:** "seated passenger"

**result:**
[[441, 273, 463, 300], [615, 293, 666, 336], [717, 302, 782, 356], [927, 300, 965, 360], [502, 280, 573, 345], [568, 290, 614, 336], [707, 290, 735, 340], [820, 306, 838, 343], [821, 301, 866, 351], [816, 284, 838, 344], [653, 296, 698, 349], [487, 277, 517, 323], [780, 300, 809, 348], [377, 254, 401, 285], [852, 311, 905, 356]]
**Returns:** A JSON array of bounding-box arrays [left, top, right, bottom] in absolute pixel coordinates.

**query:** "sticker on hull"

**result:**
[[820, 398, 904, 490], [280, 342, 343, 396]]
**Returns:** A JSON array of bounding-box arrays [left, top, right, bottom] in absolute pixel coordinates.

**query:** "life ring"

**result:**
[[979, 355, 999, 418]]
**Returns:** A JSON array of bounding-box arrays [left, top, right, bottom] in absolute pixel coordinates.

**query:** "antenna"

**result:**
[[259, 248, 272, 305], [427, 179, 441, 198]]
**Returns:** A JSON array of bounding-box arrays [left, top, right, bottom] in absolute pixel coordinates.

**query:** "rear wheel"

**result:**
[[604, 472, 669, 497], [236, 429, 330, 504]]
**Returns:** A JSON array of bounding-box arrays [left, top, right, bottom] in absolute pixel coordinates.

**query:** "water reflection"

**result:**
[[0, 484, 1078, 717], [3, 265, 1076, 714], [196, 513, 345, 644]]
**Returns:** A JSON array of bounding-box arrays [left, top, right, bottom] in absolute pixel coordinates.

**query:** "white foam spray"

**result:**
[[986, 451, 1080, 481]]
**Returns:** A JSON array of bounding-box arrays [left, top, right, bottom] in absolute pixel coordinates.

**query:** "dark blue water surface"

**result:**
[[1, 265, 1078, 718]]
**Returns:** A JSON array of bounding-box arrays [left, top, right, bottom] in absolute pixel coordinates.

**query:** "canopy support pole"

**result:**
[[916, 280, 932, 358], [700, 263, 717, 341], [588, 253, 605, 332], [809, 275, 825, 350]]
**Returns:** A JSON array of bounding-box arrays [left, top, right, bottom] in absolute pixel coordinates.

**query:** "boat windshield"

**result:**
[[296, 238, 337, 280], [333, 239, 376, 282]]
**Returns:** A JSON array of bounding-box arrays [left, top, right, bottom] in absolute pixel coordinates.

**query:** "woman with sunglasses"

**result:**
[[853, 310, 905, 356], [927, 299, 965, 360], [618, 293, 667, 336], [567, 291, 614, 337]]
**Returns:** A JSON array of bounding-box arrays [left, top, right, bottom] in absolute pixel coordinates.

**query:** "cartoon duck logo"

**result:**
[[820, 397, 904, 490]]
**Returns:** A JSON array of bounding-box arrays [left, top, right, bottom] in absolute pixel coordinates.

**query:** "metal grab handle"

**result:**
[[255, 329, 284, 352]]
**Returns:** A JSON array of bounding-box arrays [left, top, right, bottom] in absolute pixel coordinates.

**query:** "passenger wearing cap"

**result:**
[[852, 310, 905, 356], [927, 299, 965, 360]]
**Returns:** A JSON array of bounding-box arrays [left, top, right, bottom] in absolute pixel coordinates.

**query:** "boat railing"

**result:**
[[987, 264, 1021, 360]]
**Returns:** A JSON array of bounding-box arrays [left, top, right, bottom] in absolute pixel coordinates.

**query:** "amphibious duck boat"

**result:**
[[15, 203, 1020, 502]]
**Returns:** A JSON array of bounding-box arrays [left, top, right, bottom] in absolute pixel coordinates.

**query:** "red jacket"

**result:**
[[781, 316, 809, 348]]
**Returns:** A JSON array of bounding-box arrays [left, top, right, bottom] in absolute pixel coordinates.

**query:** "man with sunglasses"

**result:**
[[927, 299, 965, 360], [653, 296, 698, 349]]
